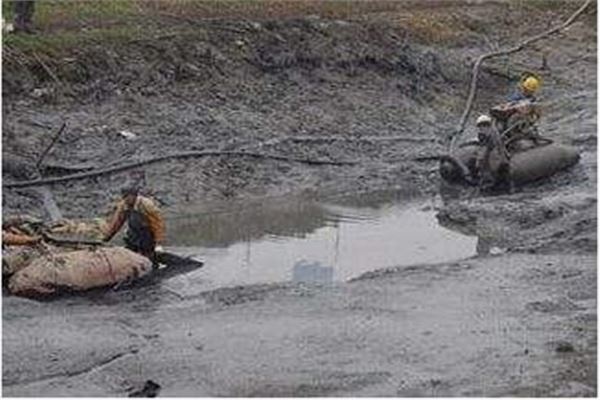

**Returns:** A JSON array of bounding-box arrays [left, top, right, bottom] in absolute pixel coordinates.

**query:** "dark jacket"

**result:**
[[507, 90, 536, 103]]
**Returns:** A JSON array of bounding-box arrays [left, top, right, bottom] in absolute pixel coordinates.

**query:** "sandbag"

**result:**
[[509, 144, 580, 184], [441, 143, 580, 185], [3, 231, 39, 246], [8, 247, 152, 297], [3, 244, 67, 277], [2, 246, 45, 276], [2, 214, 42, 230], [48, 218, 107, 241]]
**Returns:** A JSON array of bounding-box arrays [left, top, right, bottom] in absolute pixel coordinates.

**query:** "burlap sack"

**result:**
[[3, 246, 49, 276], [8, 247, 152, 297], [48, 218, 107, 241]]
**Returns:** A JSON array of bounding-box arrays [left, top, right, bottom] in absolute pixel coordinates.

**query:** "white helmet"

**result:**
[[476, 114, 492, 126]]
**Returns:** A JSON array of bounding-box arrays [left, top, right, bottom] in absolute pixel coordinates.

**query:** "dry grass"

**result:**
[[0, 1, 423, 59], [2, 0, 495, 34], [385, 11, 464, 44], [2, 0, 584, 65]]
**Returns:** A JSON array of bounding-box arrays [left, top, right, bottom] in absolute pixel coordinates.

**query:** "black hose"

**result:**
[[4, 150, 357, 189]]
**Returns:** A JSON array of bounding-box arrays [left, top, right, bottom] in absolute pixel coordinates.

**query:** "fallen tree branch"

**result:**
[[450, 0, 592, 151], [31, 123, 68, 222], [4, 150, 357, 189], [36, 122, 67, 170]]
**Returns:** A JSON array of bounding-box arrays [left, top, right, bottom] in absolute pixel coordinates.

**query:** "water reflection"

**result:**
[[292, 260, 334, 283], [167, 199, 333, 247], [164, 192, 478, 292]]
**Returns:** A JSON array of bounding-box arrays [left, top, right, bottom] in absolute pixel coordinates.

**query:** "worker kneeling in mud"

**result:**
[[102, 187, 165, 264], [474, 114, 511, 191]]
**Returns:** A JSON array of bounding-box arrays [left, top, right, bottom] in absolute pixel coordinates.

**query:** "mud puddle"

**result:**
[[162, 193, 478, 294]]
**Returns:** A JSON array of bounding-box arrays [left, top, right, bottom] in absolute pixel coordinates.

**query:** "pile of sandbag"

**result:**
[[47, 218, 107, 241], [8, 247, 152, 297], [2, 245, 57, 276]]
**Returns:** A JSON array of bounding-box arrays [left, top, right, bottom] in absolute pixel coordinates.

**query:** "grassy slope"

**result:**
[[3, 0, 562, 57], [2, 0, 580, 64]]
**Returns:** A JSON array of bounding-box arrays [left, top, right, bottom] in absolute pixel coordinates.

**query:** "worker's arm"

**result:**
[[3, 231, 41, 246], [102, 202, 127, 242], [140, 198, 165, 245]]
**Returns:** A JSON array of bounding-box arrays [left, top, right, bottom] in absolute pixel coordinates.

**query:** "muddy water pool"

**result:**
[[163, 193, 479, 294]]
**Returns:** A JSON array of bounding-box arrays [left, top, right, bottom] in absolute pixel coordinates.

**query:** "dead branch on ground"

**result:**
[[35, 122, 67, 170]]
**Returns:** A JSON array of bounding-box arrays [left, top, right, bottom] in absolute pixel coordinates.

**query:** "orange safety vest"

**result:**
[[104, 196, 165, 244]]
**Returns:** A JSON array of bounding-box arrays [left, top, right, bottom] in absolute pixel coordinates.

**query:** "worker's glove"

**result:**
[[155, 245, 164, 253]]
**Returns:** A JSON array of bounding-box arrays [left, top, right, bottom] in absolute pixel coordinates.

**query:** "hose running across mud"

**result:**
[[3, 150, 357, 189]]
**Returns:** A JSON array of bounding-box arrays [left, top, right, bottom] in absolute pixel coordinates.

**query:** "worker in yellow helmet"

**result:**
[[507, 75, 541, 103]]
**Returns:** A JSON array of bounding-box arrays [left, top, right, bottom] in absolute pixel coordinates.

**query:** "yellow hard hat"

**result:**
[[520, 75, 541, 94]]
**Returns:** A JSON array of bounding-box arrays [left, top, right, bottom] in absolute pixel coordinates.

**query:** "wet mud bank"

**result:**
[[2, 190, 597, 396], [2, 1, 597, 397], [3, 3, 499, 217], [2, 253, 596, 396]]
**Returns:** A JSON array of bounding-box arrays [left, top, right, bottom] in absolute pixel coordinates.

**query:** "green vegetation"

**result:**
[[3, 1, 142, 61], [3, 0, 586, 72], [3, 0, 136, 30], [0, 0, 461, 58]]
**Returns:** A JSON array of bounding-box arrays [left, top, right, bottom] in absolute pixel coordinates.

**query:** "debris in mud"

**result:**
[[549, 341, 576, 353], [119, 130, 138, 140], [128, 380, 161, 398], [488, 246, 505, 256]]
